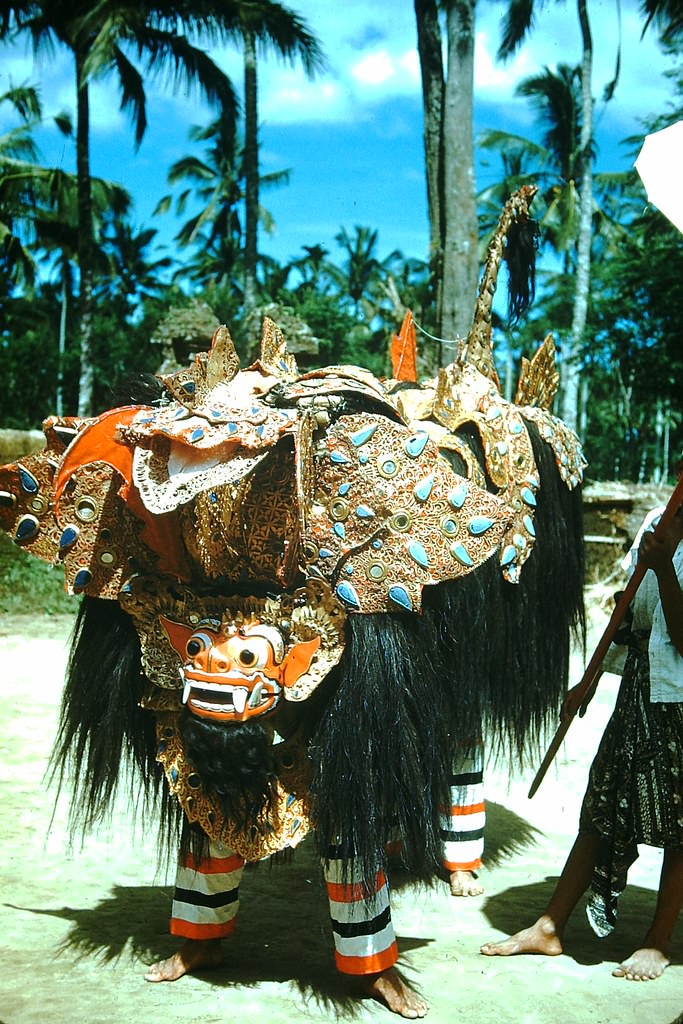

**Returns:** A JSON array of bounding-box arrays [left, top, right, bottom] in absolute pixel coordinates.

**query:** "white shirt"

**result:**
[[622, 506, 683, 703]]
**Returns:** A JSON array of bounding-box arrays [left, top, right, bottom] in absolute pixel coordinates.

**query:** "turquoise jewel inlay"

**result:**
[[501, 545, 517, 566], [336, 581, 361, 609], [15, 515, 39, 541], [18, 466, 39, 494], [404, 431, 429, 458], [448, 483, 468, 509], [356, 505, 374, 518], [333, 522, 345, 539], [408, 540, 429, 568], [521, 486, 537, 506], [73, 568, 93, 592], [523, 514, 535, 536], [319, 547, 333, 558], [469, 516, 494, 536], [414, 474, 434, 502], [388, 585, 412, 610], [450, 542, 473, 566], [338, 483, 351, 496], [190, 427, 204, 442], [350, 424, 377, 446], [59, 525, 79, 551], [330, 450, 349, 465]]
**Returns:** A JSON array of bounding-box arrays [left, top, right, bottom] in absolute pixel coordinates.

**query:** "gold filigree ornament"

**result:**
[[430, 363, 541, 581], [152, 712, 313, 861], [514, 333, 560, 410], [303, 411, 512, 613]]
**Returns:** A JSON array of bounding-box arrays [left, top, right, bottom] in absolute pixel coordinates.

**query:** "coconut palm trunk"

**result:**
[[75, 47, 95, 418], [243, 29, 259, 313], [561, 0, 593, 432], [440, 0, 478, 354], [414, 0, 478, 359]]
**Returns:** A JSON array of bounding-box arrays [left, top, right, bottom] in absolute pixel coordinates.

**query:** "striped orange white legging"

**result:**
[[170, 742, 484, 976]]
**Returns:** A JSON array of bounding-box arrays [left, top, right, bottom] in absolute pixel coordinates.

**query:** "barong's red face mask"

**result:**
[[160, 615, 320, 722]]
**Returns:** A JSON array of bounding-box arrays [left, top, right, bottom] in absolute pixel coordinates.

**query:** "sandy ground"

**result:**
[[0, 612, 681, 1024]]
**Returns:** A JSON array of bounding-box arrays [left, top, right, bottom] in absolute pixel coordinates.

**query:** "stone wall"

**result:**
[[0, 429, 45, 463]]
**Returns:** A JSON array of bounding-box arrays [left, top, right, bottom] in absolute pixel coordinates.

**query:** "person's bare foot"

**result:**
[[144, 938, 223, 982], [449, 869, 483, 896], [361, 966, 428, 1018], [480, 915, 563, 957], [612, 947, 670, 981]]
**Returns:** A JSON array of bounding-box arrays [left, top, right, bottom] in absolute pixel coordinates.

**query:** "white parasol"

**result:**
[[634, 119, 683, 233]]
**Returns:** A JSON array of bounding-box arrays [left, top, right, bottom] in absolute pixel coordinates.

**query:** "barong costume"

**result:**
[[0, 188, 586, 976]]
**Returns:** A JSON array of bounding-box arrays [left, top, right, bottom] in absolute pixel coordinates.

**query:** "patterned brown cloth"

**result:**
[[579, 640, 683, 937]]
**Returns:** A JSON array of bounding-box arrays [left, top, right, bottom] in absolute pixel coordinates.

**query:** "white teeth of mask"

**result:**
[[248, 682, 264, 708], [232, 687, 248, 713], [182, 681, 192, 705]]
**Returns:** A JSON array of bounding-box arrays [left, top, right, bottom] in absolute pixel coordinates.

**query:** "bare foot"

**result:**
[[449, 869, 483, 897], [480, 915, 563, 957], [612, 947, 670, 981], [144, 938, 223, 982], [362, 966, 428, 1018]]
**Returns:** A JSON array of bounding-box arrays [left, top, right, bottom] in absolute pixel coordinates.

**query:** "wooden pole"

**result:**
[[528, 475, 683, 798]]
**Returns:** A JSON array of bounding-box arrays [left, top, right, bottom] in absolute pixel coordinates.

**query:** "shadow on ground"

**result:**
[[4, 836, 436, 1019], [482, 875, 676, 968]]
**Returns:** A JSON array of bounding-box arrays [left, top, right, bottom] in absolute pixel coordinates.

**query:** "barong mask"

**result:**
[[161, 617, 322, 722]]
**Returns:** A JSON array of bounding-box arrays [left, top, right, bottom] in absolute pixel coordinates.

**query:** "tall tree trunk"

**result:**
[[414, 0, 445, 330], [243, 29, 259, 314], [561, 0, 593, 433], [75, 50, 95, 418], [440, 0, 478, 362], [56, 260, 68, 417]]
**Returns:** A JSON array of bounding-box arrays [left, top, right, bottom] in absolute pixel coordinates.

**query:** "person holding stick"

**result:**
[[481, 470, 683, 981]]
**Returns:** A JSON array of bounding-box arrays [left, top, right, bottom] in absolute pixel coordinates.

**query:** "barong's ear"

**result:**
[[281, 636, 321, 688], [159, 615, 196, 659]]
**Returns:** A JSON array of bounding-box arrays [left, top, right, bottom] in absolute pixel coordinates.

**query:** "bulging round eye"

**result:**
[[227, 634, 271, 671], [186, 632, 212, 658]]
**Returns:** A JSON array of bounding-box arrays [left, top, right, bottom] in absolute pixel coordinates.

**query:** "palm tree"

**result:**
[[235, 5, 324, 313], [0, 82, 69, 288], [0, 3, 242, 416], [497, 0, 594, 432], [640, 0, 682, 44], [479, 64, 593, 257], [157, 113, 290, 294], [329, 225, 383, 319], [414, 0, 478, 353]]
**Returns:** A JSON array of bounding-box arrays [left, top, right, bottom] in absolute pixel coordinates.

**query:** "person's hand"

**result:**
[[560, 672, 602, 722], [638, 520, 679, 574]]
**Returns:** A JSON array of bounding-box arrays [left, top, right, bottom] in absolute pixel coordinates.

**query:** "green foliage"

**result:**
[[0, 530, 74, 616], [585, 212, 683, 481]]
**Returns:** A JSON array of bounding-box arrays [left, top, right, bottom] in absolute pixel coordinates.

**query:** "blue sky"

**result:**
[[0, 0, 679, 273]]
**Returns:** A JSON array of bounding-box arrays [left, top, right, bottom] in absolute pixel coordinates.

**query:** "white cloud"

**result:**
[[351, 50, 397, 86], [1, 4, 677, 161]]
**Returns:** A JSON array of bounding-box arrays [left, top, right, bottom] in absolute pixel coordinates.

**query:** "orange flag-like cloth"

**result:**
[[391, 311, 418, 382]]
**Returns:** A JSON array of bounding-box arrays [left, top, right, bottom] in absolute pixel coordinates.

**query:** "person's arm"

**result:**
[[638, 517, 683, 656]]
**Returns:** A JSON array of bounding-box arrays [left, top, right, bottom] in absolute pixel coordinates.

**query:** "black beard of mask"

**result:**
[[178, 709, 277, 829]]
